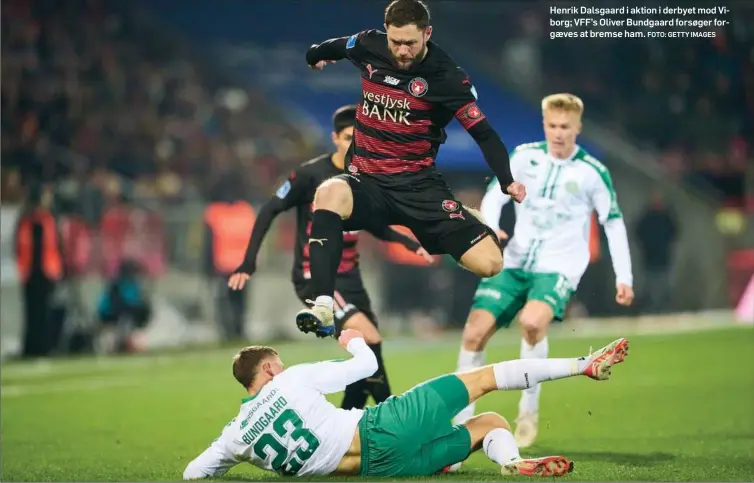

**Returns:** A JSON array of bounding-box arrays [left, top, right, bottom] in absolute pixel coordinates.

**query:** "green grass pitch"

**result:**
[[2, 326, 753, 481]]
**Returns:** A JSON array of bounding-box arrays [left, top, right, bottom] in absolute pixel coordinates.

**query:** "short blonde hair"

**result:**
[[541, 93, 584, 116]]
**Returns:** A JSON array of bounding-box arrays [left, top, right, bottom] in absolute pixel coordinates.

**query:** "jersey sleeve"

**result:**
[[307, 29, 376, 66], [273, 169, 312, 211], [183, 428, 240, 480], [480, 179, 510, 229], [586, 159, 633, 287], [440, 66, 486, 131], [586, 159, 623, 224], [344, 29, 379, 64], [286, 338, 378, 394]]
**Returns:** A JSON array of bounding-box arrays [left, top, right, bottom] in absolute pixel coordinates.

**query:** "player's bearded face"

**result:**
[[543, 109, 582, 158], [385, 24, 431, 70]]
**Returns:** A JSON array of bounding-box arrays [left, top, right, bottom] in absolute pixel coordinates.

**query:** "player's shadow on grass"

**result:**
[[534, 448, 675, 466]]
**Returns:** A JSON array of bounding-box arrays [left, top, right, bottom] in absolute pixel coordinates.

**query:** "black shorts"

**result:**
[[337, 170, 496, 261], [294, 271, 378, 333]]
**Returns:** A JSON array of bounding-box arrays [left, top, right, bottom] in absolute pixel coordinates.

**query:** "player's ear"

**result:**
[[424, 26, 432, 41], [330, 131, 338, 145]]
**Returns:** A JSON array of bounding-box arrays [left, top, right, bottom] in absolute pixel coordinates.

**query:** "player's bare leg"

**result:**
[[458, 235, 504, 278], [454, 206, 504, 278], [453, 309, 497, 425], [515, 300, 555, 447], [296, 178, 353, 338], [341, 313, 392, 407]]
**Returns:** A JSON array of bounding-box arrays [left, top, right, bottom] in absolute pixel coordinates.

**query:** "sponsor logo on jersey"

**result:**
[[442, 200, 459, 212], [384, 75, 400, 85], [565, 180, 580, 193], [408, 77, 428, 97], [276, 180, 291, 199], [361, 91, 412, 125], [449, 212, 465, 220], [348, 164, 359, 174], [366, 64, 377, 79]]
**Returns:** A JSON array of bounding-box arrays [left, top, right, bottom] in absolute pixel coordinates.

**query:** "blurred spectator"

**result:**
[[203, 175, 256, 340], [1, 0, 319, 212], [96, 259, 152, 353], [14, 183, 63, 358], [634, 190, 679, 313]]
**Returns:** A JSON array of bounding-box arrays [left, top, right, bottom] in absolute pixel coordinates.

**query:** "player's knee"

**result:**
[[473, 254, 503, 278], [472, 411, 511, 432], [462, 314, 494, 351], [518, 315, 543, 343], [313, 179, 351, 215], [518, 305, 551, 343]]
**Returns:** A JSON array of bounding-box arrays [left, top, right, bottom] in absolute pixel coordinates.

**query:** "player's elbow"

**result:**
[[366, 353, 379, 377], [305, 45, 319, 65], [359, 352, 379, 380], [183, 461, 208, 480], [468, 120, 503, 146]]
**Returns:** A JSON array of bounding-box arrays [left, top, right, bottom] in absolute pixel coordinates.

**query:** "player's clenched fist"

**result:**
[[309, 60, 337, 70], [615, 284, 634, 307], [338, 328, 364, 349], [505, 181, 527, 203]]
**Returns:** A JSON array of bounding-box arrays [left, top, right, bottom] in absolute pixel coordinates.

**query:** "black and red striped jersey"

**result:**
[[340, 30, 485, 183], [273, 154, 362, 281]]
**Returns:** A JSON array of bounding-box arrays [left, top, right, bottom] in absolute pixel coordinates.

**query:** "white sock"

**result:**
[[453, 347, 485, 425], [519, 337, 549, 414], [493, 357, 581, 391], [314, 295, 333, 309], [483, 428, 520, 465]]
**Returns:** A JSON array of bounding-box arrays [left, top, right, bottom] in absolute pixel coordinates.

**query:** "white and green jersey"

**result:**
[[482, 141, 632, 289], [183, 339, 377, 479]]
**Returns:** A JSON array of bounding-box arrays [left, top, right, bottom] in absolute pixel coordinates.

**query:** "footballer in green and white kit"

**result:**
[[452, 94, 634, 453], [183, 329, 631, 479]]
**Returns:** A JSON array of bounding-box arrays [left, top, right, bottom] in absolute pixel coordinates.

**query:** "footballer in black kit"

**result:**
[[229, 105, 430, 409], [297, 0, 527, 338]]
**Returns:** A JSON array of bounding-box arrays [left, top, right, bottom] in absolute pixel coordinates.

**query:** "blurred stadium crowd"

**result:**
[[1, 0, 317, 210]]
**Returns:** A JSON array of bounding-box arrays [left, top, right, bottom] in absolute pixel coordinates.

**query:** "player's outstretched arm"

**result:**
[[231, 197, 287, 277], [439, 68, 525, 202], [366, 226, 434, 263], [229, 172, 306, 290], [467, 121, 525, 202], [183, 439, 239, 480], [589, 162, 634, 305], [305, 37, 349, 66], [295, 332, 378, 395], [366, 225, 421, 251]]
